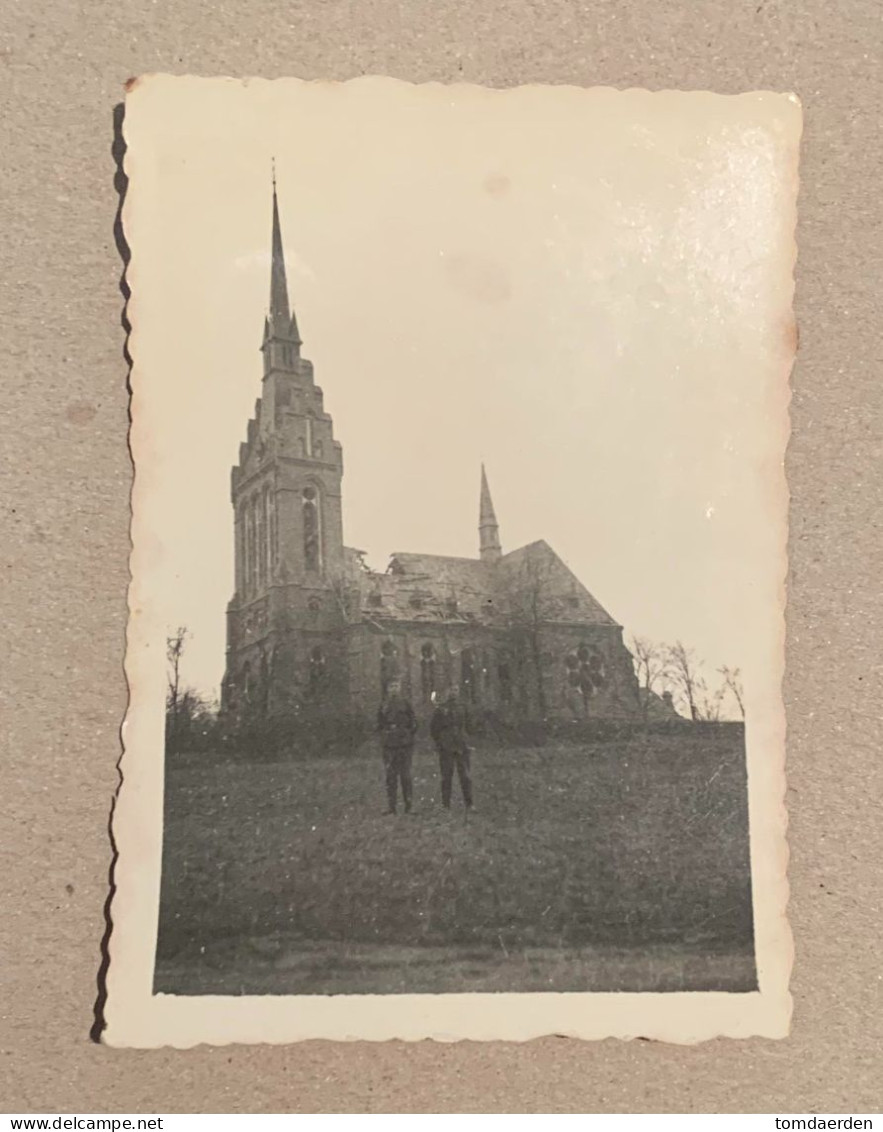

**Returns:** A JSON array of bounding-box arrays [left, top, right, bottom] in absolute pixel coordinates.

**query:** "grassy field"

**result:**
[[154, 729, 756, 995]]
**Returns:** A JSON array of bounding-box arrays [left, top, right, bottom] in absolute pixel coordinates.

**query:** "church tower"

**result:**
[[222, 177, 345, 718]]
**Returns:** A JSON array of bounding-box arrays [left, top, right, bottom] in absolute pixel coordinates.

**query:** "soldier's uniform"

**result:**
[[376, 691, 418, 814], [429, 696, 474, 810]]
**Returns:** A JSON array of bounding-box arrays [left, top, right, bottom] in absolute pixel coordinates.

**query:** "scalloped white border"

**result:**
[[105, 74, 799, 1047]]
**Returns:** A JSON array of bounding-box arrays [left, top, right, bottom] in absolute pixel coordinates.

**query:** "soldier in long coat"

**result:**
[[429, 685, 474, 811], [376, 679, 418, 814]]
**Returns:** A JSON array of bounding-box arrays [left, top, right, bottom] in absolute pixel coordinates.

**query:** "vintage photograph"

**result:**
[[108, 76, 799, 1044]]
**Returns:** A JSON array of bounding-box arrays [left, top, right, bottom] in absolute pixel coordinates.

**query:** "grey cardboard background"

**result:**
[[1, 0, 880, 1112]]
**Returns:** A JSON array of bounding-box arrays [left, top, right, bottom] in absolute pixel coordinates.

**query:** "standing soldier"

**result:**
[[376, 678, 418, 815], [430, 685, 474, 812]]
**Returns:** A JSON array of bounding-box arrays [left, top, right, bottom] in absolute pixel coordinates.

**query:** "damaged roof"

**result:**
[[342, 541, 617, 628]]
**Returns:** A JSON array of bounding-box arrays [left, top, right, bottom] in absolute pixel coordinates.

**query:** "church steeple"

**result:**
[[263, 171, 302, 374], [270, 174, 291, 326], [479, 464, 502, 563]]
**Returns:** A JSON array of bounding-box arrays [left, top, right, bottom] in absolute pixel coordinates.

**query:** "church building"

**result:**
[[220, 184, 643, 726]]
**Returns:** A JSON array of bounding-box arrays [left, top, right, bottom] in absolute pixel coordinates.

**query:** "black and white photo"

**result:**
[[106, 75, 799, 1046]]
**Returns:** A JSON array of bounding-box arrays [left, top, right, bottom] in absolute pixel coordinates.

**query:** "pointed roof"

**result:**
[[269, 173, 301, 344], [479, 463, 502, 562], [480, 464, 498, 528], [499, 540, 618, 626]]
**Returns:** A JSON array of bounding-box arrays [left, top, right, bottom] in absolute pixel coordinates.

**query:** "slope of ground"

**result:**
[[154, 730, 755, 995]]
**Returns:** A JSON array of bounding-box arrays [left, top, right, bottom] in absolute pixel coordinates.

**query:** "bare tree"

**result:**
[[719, 665, 746, 720], [666, 640, 703, 722], [166, 625, 190, 719], [629, 636, 670, 721], [166, 626, 219, 750], [666, 642, 743, 722], [631, 638, 741, 723], [697, 680, 726, 722], [168, 686, 219, 751]]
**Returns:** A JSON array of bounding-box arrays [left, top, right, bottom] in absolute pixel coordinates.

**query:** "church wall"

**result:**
[[345, 621, 550, 721], [347, 622, 472, 717], [223, 624, 350, 724], [533, 623, 640, 720], [224, 601, 640, 727], [223, 578, 347, 715], [271, 627, 350, 718]]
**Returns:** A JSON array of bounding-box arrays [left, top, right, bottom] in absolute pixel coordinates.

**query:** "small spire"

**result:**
[[266, 172, 301, 350], [270, 176, 290, 326], [479, 463, 502, 563]]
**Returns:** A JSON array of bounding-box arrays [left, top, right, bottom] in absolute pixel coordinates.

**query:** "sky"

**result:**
[[125, 77, 799, 717]]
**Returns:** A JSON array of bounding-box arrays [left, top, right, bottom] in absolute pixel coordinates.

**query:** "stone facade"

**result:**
[[221, 186, 644, 726]]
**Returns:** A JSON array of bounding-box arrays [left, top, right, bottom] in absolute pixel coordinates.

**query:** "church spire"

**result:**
[[270, 171, 291, 326], [479, 463, 502, 563], [265, 169, 301, 357]]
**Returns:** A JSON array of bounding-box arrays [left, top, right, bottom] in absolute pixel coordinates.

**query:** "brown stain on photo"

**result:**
[[484, 172, 511, 199]]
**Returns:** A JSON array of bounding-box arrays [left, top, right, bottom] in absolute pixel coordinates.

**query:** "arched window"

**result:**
[[244, 502, 254, 595], [305, 415, 314, 458], [461, 648, 477, 703], [236, 504, 246, 594], [420, 642, 436, 702], [255, 493, 266, 589], [303, 486, 321, 572], [267, 489, 277, 573], [247, 496, 255, 591], [253, 500, 260, 593], [380, 639, 399, 695], [263, 487, 273, 582], [241, 661, 252, 704]]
